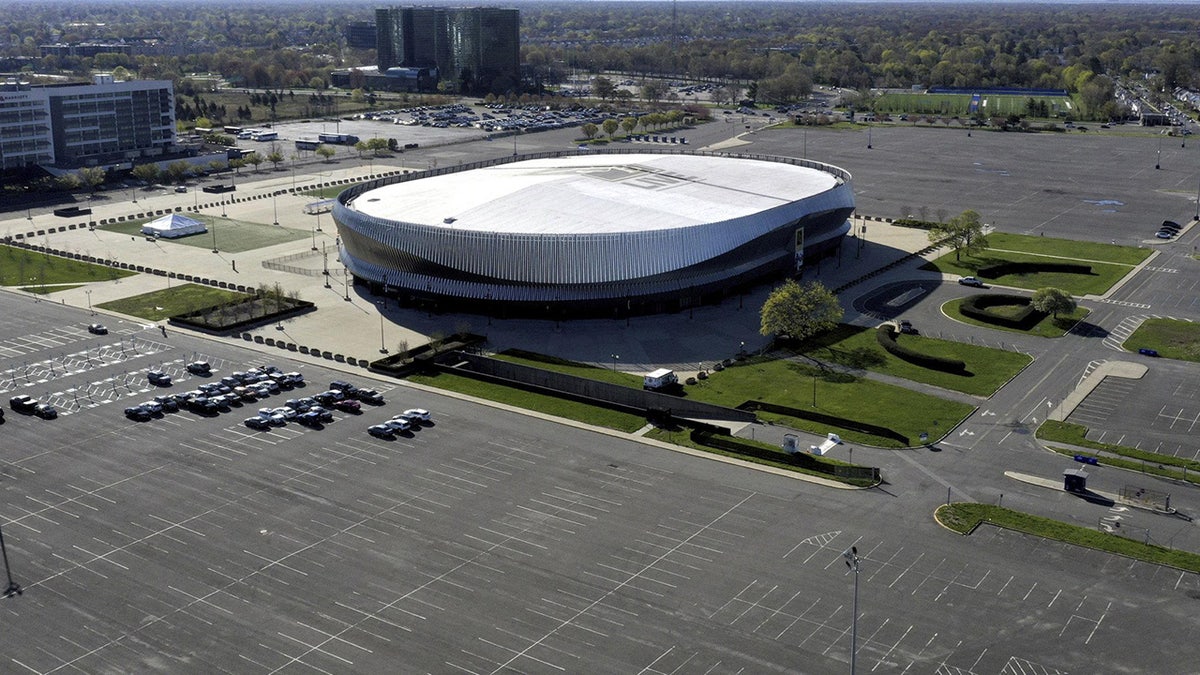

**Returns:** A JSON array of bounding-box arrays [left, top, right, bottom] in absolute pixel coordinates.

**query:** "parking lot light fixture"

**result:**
[[0, 522, 22, 598], [843, 546, 861, 674]]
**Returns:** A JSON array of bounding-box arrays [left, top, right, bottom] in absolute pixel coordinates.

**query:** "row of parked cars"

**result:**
[[1156, 220, 1181, 240], [8, 394, 57, 420], [127, 362, 307, 420]]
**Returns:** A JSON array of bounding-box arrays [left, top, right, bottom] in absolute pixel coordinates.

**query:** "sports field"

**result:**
[[875, 92, 1073, 118]]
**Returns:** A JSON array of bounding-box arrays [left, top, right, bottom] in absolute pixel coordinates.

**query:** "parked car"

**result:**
[[297, 411, 324, 427], [308, 405, 333, 422], [10, 395, 37, 413], [153, 395, 179, 412], [384, 418, 412, 433], [139, 401, 163, 415], [333, 399, 361, 413], [355, 389, 385, 405], [958, 276, 985, 287], [186, 361, 211, 375], [87, 323, 108, 335], [147, 370, 172, 386], [34, 403, 58, 419], [400, 408, 432, 423], [1138, 348, 1160, 357], [244, 416, 271, 430], [1155, 231, 1174, 239], [125, 406, 153, 421], [367, 424, 395, 438]]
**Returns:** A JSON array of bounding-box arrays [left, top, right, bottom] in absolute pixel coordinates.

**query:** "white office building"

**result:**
[[0, 74, 176, 171]]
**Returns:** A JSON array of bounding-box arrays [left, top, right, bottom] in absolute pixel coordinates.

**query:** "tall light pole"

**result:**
[[0, 521, 22, 597], [378, 302, 388, 353], [843, 546, 861, 675], [611, 353, 619, 371], [85, 289, 93, 315], [272, 193, 279, 226]]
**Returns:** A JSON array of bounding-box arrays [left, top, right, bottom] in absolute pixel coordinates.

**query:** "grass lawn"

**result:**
[[874, 93, 1072, 117], [493, 348, 974, 446], [799, 324, 1032, 396], [22, 283, 86, 295], [96, 283, 250, 321], [936, 503, 1200, 573], [984, 232, 1152, 265], [686, 357, 974, 447], [941, 297, 1090, 337], [0, 245, 136, 286], [406, 371, 648, 433], [927, 253, 1133, 296], [101, 215, 309, 253], [1123, 317, 1200, 361]]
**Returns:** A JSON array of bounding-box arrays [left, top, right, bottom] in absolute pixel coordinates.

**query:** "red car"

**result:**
[[333, 399, 361, 413]]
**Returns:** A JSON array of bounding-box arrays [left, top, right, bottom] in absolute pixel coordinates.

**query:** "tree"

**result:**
[[366, 137, 390, 155], [315, 145, 335, 162], [353, 140, 368, 157], [1031, 287, 1076, 318], [56, 173, 82, 192], [79, 166, 106, 193], [640, 79, 670, 104], [759, 280, 843, 342], [591, 76, 615, 101], [602, 118, 619, 139], [928, 209, 988, 261], [165, 161, 192, 183], [581, 122, 598, 139], [131, 163, 160, 185], [621, 116, 638, 136], [244, 152, 264, 172], [266, 149, 284, 170]]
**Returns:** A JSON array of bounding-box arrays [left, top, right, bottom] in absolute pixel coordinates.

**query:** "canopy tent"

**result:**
[[141, 213, 206, 239]]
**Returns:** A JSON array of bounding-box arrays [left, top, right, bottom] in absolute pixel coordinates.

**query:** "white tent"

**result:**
[[141, 213, 206, 239]]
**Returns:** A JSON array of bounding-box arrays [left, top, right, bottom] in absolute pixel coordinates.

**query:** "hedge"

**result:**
[[959, 293, 1046, 330], [875, 325, 966, 373], [976, 261, 1092, 278]]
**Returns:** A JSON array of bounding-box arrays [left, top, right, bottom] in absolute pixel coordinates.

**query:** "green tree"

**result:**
[[621, 116, 638, 136], [929, 209, 988, 261], [79, 166, 107, 193], [244, 152, 264, 172], [56, 173, 82, 192], [353, 140, 368, 157], [366, 137, 390, 155], [131, 163, 160, 185], [640, 79, 670, 103], [591, 76, 615, 101], [315, 145, 336, 162], [165, 161, 192, 183], [266, 149, 284, 170], [581, 122, 598, 139], [602, 118, 619, 139], [1031, 287, 1076, 318], [759, 280, 843, 341]]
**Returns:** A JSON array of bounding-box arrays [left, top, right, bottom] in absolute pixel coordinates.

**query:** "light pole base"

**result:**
[[4, 581, 21, 597]]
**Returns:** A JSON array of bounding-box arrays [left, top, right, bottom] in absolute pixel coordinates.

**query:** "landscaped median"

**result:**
[[1, 243, 135, 288], [1123, 317, 1200, 361], [1036, 419, 1200, 486], [924, 232, 1151, 296], [936, 503, 1200, 573]]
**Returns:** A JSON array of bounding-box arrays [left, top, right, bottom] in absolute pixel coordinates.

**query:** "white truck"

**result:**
[[643, 368, 678, 391]]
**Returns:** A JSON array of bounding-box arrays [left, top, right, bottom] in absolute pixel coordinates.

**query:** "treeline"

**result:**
[[0, 1, 1197, 108]]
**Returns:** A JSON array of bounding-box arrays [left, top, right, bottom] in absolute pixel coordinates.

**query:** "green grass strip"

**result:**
[[1123, 317, 1200, 362], [937, 503, 1200, 573], [0, 244, 135, 285], [941, 298, 1089, 338], [1036, 420, 1200, 472], [96, 283, 250, 322], [406, 371, 648, 433]]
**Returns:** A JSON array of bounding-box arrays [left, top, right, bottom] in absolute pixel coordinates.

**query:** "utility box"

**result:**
[[643, 368, 678, 391], [1063, 468, 1089, 493]]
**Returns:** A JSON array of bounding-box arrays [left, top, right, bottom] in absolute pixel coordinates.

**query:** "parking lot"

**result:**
[[3, 293, 1200, 673]]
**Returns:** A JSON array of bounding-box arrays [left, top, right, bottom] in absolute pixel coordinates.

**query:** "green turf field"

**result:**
[[100, 215, 310, 253], [875, 92, 1073, 118]]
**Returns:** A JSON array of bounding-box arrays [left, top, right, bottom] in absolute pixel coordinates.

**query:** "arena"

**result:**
[[333, 149, 855, 316]]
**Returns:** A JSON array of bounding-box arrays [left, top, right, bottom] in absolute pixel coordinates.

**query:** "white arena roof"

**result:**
[[348, 153, 839, 234]]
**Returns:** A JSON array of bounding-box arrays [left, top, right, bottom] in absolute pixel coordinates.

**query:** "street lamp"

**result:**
[[378, 304, 388, 353], [611, 353, 619, 371], [0, 521, 22, 598], [85, 289, 93, 315], [273, 193, 279, 226], [311, 226, 318, 251], [843, 546, 861, 675]]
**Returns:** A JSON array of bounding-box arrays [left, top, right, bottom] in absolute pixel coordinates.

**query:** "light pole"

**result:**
[[211, 219, 218, 253], [0, 521, 22, 597], [843, 546, 861, 675], [611, 353, 619, 371], [378, 303, 388, 353], [272, 193, 279, 226], [86, 289, 93, 315], [311, 226, 318, 251], [1156, 133, 1162, 170]]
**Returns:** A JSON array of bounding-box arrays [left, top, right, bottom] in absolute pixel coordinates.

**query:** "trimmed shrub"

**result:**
[[976, 261, 1091, 279], [875, 325, 966, 373], [960, 293, 1047, 329]]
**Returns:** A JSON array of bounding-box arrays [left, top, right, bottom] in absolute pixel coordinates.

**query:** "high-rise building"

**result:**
[[0, 74, 175, 171], [345, 21, 377, 50], [375, 6, 519, 95]]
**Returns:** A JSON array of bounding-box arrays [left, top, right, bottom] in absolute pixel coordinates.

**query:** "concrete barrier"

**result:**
[[321, 350, 333, 359], [242, 333, 253, 340], [334, 354, 345, 362], [254, 335, 264, 343], [265, 338, 276, 346], [347, 357, 358, 365], [299, 346, 309, 354]]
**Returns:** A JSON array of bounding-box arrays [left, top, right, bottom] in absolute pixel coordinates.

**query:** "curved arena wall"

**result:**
[[334, 148, 854, 311]]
